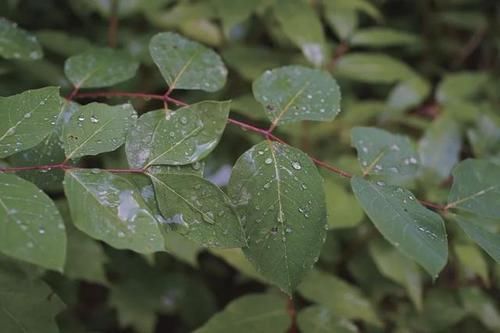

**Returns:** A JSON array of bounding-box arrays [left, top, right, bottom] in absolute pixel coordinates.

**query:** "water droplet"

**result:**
[[390, 144, 400, 151], [24, 113, 32, 119], [90, 115, 99, 123], [292, 162, 301, 170], [77, 116, 85, 121], [265, 158, 272, 165], [376, 181, 385, 186], [180, 116, 188, 125], [39, 227, 46, 234], [203, 211, 215, 224]]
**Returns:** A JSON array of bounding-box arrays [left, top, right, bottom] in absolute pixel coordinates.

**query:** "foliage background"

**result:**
[[1, 0, 500, 332]]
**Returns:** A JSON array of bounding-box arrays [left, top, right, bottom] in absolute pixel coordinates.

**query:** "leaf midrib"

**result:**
[[267, 141, 292, 291]]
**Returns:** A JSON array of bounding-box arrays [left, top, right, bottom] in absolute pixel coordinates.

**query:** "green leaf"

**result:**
[[125, 101, 229, 168], [0, 173, 66, 271], [447, 159, 500, 219], [323, 0, 382, 40], [209, 248, 265, 282], [350, 28, 419, 47], [194, 294, 290, 333], [212, 0, 255, 38], [323, 6, 358, 40], [64, 47, 139, 88], [369, 239, 423, 310], [149, 173, 245, 248], [386, 75, 431, 112], [125, 171, 205, 265], [64, 169, 164, 253], [228, 141, 327, 294], [324, 177, 364, 229], [454, 243, 489, 285], [351, 176, 448, 277], [56, 198, 109, 285], [253, 66, 341, 127], [36, 30, 92, 57], [0, 263, 65, 333], [149, 32, 227, 91], [273, 0, 328, 67], [335, 53, 415, 83], [415, 289, 467, 332], [64, 223, 108, 284], [164, 231, 203, 267], [452, 214, 500, 263], [325, 0, 381, 21], [436, 71, 489, 103], [0, 18, 43, 60], [222, 45, 285, 81], [460, 287, 500, 331], [297, 306, 359, 333], [0, 87, 61, 158], [297, 270, 381, 326], [9, 133, 66, 192], [418, 115, 461, 183], [63, 102, 137, 159], [351, 127, 419, 178]]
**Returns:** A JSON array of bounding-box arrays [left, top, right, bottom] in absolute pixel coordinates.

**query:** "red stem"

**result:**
[[1, 90, 448, 212], [75, 91, 164, 101], [287, 297, 297, 333]]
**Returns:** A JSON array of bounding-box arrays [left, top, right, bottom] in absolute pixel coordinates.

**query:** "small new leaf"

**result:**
[[447, 159, 500, 219], [351, 127, 419, 178], [64, 47, 139, 88], [253, 66, 341, 128], [149, 32, 228, 92], [0, 18, 43, 60]]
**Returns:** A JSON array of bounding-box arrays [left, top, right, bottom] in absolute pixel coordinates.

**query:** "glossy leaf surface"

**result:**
[[63, 102, 137, 159], [149, 32, 227, 91], [447, 159, 500, 219], [253, 66, 341, 127], [228, 141, 327, 293], [126, 101, 229, 168], [351, 127, 419, 178], [0, 87, 61, 158], [351, 176, 448, 277], [453, 214, 500, 263], [64, 48, 139, 88], [0, 174, 66, 271], [64, 169, 164, 253], [0, 18, 43, 60], [150, 172, 245, 248]]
